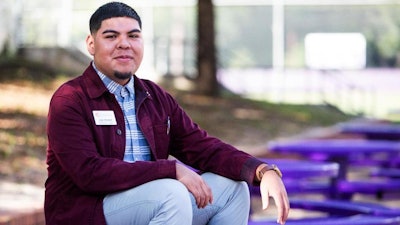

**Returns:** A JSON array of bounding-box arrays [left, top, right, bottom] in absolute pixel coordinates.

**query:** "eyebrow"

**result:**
[[102, 29, 141, 35]]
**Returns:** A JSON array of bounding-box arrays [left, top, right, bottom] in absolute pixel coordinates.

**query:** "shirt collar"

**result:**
[[92, 62, 135, 98]]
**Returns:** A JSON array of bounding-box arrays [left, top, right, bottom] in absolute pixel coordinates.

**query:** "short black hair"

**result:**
[[89, 2, 142, 34]]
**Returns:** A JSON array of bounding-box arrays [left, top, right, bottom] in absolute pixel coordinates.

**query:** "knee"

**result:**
[[203, 173, 250, 203], [222, 177, 250, 206], [160, 179, 191, 204], [237, 181, 250, 196], [233, 180, 250, 203], [156, 179, 193, 220], [208, 173, 249, 194]]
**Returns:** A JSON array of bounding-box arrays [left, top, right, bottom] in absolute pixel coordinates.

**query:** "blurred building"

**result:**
[[3, 0, 400, 69]]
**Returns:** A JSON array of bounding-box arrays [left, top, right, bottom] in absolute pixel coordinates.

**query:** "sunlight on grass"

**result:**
[[233, 108, 265, 120], [0, 78, 61, 184], [0, 83, 54, 116], [0, 132, 15, 158]]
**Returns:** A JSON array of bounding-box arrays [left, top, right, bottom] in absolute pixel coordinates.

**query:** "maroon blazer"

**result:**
[[45, 64, 263, 225]]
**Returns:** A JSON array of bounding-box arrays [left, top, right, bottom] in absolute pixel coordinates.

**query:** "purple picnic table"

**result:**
[[338, 122, 400, 140], [370, 168, 400, 178], [268, 139, 400, 157], [267, 139, 400, 199], [268, 139, 400, 178]]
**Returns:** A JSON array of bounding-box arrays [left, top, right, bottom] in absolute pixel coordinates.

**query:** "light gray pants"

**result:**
[[103, 172, 250, 225]]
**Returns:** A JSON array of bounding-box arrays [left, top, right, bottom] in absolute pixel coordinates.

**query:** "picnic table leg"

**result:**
[[329, 156, 353, 200]]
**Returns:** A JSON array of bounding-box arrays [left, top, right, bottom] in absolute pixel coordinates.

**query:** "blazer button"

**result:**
[[116, 129, 122, 135]]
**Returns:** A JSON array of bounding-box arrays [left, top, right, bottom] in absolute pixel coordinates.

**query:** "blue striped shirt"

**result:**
[[93, 63, 151, 162]]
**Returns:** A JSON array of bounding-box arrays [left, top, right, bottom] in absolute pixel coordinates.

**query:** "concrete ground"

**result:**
[[0, 181, 44, 224]]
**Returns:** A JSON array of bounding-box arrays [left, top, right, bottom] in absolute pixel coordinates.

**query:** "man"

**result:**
[[45, 2, 289, 225]]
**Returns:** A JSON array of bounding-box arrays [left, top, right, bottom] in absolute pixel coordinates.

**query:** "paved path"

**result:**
[[0, 181, 44, 222]]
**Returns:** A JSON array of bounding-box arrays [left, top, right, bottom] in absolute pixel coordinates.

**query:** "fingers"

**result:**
[[203, 182, 213, 205], [176, 163, 213, 208], [193, 179, 213, 208], [275, 194, 290, 224], [261, 189, 270, 210], [273, 181, 289, 224], [260, 176, 270, 210], [260, 171, 290, 225], [192, 185, 212, 208]]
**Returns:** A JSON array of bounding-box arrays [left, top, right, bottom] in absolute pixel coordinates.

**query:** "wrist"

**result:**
[[256, 163, 283, 181]]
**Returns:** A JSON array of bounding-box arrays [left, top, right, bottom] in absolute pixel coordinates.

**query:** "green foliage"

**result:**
[[185, 4, 400, 69], [216, 6, 273, 68], [285, 5, 400, 67]]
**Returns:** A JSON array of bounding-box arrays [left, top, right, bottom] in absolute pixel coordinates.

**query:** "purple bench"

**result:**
[[289, 198, 400, 217]]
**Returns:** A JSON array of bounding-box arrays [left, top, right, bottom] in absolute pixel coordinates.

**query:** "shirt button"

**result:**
[[116, 129, 122, 135]]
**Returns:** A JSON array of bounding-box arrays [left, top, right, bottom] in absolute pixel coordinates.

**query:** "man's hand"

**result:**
[[259, 165, 290, 224], [176, 163, 213, 208]]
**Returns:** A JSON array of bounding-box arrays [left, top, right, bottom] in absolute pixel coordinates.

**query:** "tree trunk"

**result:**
[[196, 0, 218, 96]]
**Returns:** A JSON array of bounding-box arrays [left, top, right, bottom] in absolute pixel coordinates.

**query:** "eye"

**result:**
[[129, 33, 141, 39], [105, 35, 117, 39]]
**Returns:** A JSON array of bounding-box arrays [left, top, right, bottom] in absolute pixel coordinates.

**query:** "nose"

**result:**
[[117, 37, 130, 49]]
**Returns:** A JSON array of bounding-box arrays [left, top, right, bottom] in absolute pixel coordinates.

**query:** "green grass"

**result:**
[[171, 89, 354, 147]]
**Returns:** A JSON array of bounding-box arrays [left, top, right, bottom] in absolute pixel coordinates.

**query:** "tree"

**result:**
[[196, 0, 218, 96]]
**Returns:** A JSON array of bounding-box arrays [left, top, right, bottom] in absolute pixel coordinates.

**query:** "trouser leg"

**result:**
[[103, 178, 192, 225], [103, 173, 250, 225], [192, 173, 250, 225]]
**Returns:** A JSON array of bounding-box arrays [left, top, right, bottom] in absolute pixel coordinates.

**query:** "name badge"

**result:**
[[93, 110, 117, 125]]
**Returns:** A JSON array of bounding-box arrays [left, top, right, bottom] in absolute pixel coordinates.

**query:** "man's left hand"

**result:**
[[260, 169, 290, 224]]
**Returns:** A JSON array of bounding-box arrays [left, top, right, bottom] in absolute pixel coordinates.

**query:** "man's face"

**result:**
[[86, 17, 143, 85]]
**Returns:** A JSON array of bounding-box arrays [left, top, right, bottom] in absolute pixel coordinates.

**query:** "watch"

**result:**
[[258, 164, 283, 180]]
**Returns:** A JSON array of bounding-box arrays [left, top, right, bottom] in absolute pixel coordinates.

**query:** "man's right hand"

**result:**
[[175, 163, 213, 208]]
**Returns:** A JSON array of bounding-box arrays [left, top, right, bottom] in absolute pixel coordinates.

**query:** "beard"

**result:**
[[114, 71, 133, 80]]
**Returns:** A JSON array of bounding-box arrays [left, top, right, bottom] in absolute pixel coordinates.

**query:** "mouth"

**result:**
[[114, 55, 134, 61]]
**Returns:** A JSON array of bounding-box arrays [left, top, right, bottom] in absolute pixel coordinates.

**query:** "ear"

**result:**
[[86, 34, 95, 56]]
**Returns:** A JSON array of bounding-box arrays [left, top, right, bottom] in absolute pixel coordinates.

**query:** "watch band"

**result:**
[[258, 164, 283, 181]]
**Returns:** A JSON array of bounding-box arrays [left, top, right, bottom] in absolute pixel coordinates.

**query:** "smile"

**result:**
[[115, 55, 133, 59], [114, 55, 134, 63]]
